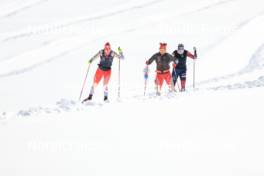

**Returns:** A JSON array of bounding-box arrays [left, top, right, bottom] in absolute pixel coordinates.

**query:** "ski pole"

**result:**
[[79, 63, 91, 101], [171, 68, 176, 92], [193, 47, 197, 89], [144, 65, 149, 96], [173, 68, 181, 92], [118, 57, 121, 99], [176, 79, 181, 91], [117, 47, 123, 99]]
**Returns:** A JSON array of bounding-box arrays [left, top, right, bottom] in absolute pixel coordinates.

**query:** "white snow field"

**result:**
[[1, 0, 264, 175]]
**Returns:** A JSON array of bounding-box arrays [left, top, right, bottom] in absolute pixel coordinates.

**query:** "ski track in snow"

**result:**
[[0, 0, 167, 78], [0, 0, 47, 19], [207, 75, 264, 91], [2, 99, 107, 122], [12, 92, 180, 119], [243, 44, 264, 72], [183, 0, 240, 16], [194, 9, 264, 90], [196, 44, 264, 90], [203, 9, 264, 52], [0, 0, 164, 42], [0, 49, 71, 78], [0, 0, 254, 78], [0, 0, 240, 43], [197, 42, 264, 87], [1, 73, 263, 122], [0, 29, 130, 78]]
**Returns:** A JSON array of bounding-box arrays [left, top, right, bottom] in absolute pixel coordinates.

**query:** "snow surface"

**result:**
[[0, 0, 264, 176]]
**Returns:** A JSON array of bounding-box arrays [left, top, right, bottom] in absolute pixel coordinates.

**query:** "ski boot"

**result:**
[[82, 94, 93, 103], [104, 96, 110, 103]]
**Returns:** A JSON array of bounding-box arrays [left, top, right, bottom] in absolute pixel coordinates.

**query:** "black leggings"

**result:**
[[172, 68, 187, 85]]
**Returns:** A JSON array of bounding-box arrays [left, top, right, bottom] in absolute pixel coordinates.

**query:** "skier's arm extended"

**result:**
[[113, 51, 124, 60], [88, 51, 101, 64], [113, 47, 125, 60], [187, 51, 196, 59], [146, 54, 157, 65], [169, 53, 177, 62], [169, 53, 178, 67]]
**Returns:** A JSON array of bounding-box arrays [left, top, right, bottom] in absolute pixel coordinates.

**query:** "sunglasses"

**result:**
[[178, 47, 184, 51]]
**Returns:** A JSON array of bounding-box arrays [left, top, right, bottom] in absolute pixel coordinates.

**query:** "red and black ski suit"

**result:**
[[146, 52, 177, 88], [90, 49, 123, 85]]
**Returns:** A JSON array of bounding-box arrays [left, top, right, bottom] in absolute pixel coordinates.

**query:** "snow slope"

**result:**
[[0, 0, 264, 176]]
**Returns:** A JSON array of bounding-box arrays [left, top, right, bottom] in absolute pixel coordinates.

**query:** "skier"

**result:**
[[82, 42, 124, 103], [172, 44, 197, 92], [146, 43, 177, 95]]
